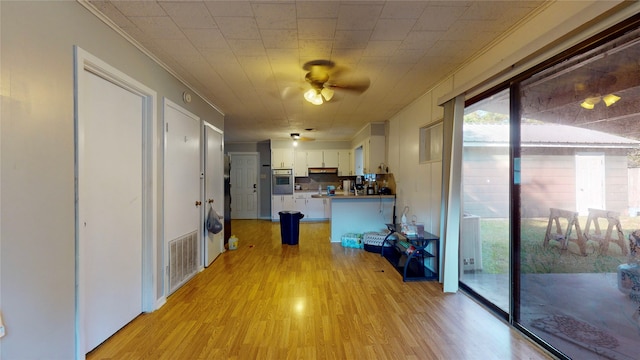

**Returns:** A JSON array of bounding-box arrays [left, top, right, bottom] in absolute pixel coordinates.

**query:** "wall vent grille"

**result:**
[[169, 231, 198, 293]]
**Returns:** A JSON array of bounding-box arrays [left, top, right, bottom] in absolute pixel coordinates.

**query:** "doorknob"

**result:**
[[195, 201, 202, 207], [253, 184, 257, 188]]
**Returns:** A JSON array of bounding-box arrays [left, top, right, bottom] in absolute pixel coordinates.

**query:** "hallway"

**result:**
[[88, 220, 552, 359]]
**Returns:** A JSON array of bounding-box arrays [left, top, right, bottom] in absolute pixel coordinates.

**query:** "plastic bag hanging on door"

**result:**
[[206, 204, 223, 234]]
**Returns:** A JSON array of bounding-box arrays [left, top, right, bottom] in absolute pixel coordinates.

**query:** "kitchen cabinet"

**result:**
[[306, 197, 325, 219], [368, 135, 385, 173], [272, 148, 294, 169], [290, 193, 330, 220], [306, 150, 324, 168], [323, 150, 339, 167], [323, 198, 331, 218], [293, 193, 307, 213], [294, 151, 308, 176], [355, 135, 385, 175], [271, 195, 295, 220], [338, 150, 351, 176]]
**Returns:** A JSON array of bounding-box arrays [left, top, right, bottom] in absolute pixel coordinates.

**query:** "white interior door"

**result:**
[[230, 153, 258, 219], [81, 71, 143, 352], [204, 125, 224, 266], [576, 153, 605, 215], [164, 99, 201, 293]]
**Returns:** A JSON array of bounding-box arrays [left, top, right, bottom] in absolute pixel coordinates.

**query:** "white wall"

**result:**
[[0, 1, 223, 358]]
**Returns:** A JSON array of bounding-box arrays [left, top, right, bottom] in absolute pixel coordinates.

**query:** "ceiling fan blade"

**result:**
[[326, 77, 370, 93]]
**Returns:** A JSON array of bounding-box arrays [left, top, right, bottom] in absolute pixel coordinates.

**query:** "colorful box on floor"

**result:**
[[341, 233, 363, 249]]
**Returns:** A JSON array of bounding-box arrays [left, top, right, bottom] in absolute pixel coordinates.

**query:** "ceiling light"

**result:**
[[580, 98, 596, 110], [603, 94, 620, 107], [304, 89, 323, 105], [580, 94, 621, 110], [321, 87, 334, 101], [290, 133, 300, 146], [304, 85, 335, 105]]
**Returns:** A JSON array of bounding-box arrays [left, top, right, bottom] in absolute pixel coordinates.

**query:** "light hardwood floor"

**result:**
[[88, 220, 554, 359]]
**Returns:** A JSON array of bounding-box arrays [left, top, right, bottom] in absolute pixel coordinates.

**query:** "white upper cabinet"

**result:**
[[294, 151, 308, 176], [367, 135, 385, 173], [323, 150, 339, 167], [272, 148, 294, 168], [306, 150, 324, 168], [337, 150, 351, 176]]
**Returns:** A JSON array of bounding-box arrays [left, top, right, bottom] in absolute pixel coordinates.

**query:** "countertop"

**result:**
[[310, 193, 395, 199]]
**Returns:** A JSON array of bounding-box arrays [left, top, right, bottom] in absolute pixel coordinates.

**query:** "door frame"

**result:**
[[74, 47, 158, 357], [203, 123, 225, 266], [229, 152, 260, 219]]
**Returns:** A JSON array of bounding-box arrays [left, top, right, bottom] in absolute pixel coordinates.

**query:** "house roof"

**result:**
[[463, 124, 640, 148]]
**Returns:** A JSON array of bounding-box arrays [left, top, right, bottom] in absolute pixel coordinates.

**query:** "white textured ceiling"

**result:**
[[86, 0, 546, 142]]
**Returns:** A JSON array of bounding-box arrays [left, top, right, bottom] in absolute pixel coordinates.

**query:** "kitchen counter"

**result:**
[[328, 195, 396, 242], [311, 193, 395, 199]]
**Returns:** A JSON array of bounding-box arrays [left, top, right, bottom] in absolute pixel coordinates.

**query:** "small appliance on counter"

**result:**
[[326, 185, 336, 196], [366, 185, 375, 195], [354, 175, 365, 196], [342, 180, 351, 195]]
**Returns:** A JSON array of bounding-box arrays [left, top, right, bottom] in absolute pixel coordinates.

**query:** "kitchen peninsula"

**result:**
[[312, 194, 396, 242]]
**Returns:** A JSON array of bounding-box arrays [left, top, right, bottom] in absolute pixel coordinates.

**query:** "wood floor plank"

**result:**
[[87, 220, 553, 359]]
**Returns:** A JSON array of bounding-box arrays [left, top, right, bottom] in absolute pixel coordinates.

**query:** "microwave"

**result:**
[[272, 169, 293, 195]]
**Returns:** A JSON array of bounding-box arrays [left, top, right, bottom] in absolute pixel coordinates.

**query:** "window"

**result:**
[[419, 121, 443, 163]]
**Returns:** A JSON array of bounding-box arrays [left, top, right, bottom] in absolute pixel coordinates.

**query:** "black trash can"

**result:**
[[279, 211, 304, 245]]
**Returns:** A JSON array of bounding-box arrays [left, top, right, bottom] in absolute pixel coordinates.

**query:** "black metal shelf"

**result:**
[[381, 224, 439, 282]]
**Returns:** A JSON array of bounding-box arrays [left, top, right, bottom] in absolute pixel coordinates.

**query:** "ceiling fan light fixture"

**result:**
[[603, 94, 620, 107], [290, 133, 300, 146], [304, 89, 323, 105], [580, 95, 601, 110], [321, 87, 334, 101], [580, 100, 595, 110]]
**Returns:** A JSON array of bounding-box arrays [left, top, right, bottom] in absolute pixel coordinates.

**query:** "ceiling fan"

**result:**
[[290, 132, 314, 146], [302, 60, 370, 105]]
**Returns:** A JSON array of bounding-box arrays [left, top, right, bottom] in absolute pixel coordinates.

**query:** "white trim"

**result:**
[[74, 46, 158, 358], [204, 122, 223, 135]]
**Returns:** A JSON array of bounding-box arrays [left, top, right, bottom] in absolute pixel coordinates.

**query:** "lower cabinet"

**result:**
[[271, 195, 294, 220], [323, 198, 331, 218], [306, 197, 325, 219], [278, 193, 331, 221]]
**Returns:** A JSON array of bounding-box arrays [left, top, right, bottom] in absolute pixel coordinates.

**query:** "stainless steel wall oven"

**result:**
[[272, 169, 293, 194]]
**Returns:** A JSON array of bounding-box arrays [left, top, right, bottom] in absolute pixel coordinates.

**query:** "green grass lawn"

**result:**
[[478, 216, 640, 274]]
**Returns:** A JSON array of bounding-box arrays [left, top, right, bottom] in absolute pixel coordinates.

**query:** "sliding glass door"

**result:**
[[517, 26, 640, 360], [460, 19, 640, 359], [460, 89, 511, 313]]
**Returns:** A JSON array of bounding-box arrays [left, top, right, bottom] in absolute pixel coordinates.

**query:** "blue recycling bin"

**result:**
[[279, 211, 304, 245]]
